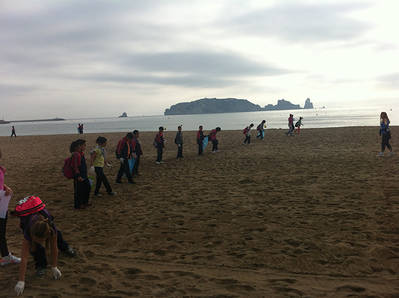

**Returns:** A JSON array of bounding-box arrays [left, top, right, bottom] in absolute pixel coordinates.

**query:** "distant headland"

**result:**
[[164, 98, 314, 115]]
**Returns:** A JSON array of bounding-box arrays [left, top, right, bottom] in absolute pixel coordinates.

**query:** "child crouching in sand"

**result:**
[[0, 148, 21, 266], [13, 196, 76, 296]]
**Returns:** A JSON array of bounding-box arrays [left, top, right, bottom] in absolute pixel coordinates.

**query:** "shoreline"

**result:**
[[0, 126, 385, 138]]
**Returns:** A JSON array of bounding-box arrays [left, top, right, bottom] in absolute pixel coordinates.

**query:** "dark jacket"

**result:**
[[175, 132, 183, 145]]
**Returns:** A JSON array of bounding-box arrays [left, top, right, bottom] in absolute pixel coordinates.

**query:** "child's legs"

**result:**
[[0, 215, 9, 257], [31, 245, 47, 269], [101, 170, 112, 193], [73, 178, 81, 209], [77, 179, 90, 206], [56, 230, 69, 252], [94, 167, 103, 195], [198, 143, 203, 155]]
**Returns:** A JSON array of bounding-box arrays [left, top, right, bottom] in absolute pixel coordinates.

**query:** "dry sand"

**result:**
[[0, 127, 398, 297]]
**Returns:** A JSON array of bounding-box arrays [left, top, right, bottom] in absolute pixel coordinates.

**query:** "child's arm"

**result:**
[[3, 184, 12, 196], [90, 151, 97, 167], [18, 239, 30, 282]]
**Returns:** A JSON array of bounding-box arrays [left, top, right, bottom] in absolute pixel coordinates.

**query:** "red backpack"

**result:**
[[12, 196, 46, 217], [243, 127, 248, 134], [62, 156, 74, 179]]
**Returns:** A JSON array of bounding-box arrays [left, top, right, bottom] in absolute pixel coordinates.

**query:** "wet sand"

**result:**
[[0, 127, 398, 297]]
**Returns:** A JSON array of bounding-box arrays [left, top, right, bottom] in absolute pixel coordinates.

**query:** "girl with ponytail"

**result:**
[[14, 197, 76, 296]]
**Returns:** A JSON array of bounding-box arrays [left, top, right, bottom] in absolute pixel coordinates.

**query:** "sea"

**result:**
[[0, 107, 396, 136]]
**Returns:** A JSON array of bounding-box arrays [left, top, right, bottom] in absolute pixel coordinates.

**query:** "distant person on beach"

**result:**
[[154, 127, 165, 164], [13, 196, 76, 296], [243, 124, 254, 144], [0, 148, 21, 267], [256, 120, 266, 140], [90, 137, 115, 197], [295, 117, 303, 134], [115, 133, 135, 184], [10, 126, 16, 138], [132, 130, 142, 176], [197, 125, 205, 155], [175, 125, 184, 159], [70, 139, 91, 209], [209, 127, 221, 153], [378, 112, 393, 157], [286, 114, 294, 136], [79, 124, 84, 134]]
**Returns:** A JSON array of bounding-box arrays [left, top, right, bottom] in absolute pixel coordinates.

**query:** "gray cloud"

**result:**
[[377, 73, 399, 89], [0, 83, 38, 96], [223, 2, 371, 43]]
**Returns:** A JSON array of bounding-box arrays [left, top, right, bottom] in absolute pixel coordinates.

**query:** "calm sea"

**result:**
[[0, 107, 396, 136]]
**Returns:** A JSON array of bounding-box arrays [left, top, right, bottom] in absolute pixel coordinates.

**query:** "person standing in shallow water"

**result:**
[[175, 125, 183, 159], [377, 112, 393, 157], [10, 126, 16, 138]]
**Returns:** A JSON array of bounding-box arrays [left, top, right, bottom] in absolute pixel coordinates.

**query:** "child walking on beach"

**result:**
[[256, 120, 266, 140], [70, 139, 91, 209], [209, 127, 221, 153], [116, 133, 135, 184], [154, 127, 165, 164], [0, 148, 21, 266], [10, 126, 16, 138], [197, 126, 205, 155], [295, 117, 303, 134], [133, 130, 143, 175], [175, 125, 183, 159], [13, 196, 75, 296], [286, 114, 295, 136], [243, 124, 254, 144], [378, 112, 393, 156], [90, 137, 115, 197]]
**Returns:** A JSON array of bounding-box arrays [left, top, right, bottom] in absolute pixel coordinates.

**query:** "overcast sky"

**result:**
[[1, 0, 398, 119]]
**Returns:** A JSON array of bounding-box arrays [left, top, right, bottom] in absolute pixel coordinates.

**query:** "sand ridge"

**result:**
[[0, 127, 398, 297]]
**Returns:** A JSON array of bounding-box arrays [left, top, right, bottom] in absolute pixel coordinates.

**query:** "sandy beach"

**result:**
[[0, 127, 398, 297]]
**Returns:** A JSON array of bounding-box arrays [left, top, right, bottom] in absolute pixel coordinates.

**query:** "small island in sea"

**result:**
[[164, 98, 314, 115], [119, 112, 128, 118]]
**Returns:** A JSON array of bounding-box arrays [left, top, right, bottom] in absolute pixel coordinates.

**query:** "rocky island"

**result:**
[[164, 98, 314, 115]]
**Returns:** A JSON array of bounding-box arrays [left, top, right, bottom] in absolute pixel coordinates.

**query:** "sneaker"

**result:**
[[94, 193, 102, 197], [155, 161, 161, 164], [107, 192, 116, 196], [63, 247, 76, 257], [377, 152, 384, 157], [36, 267, 46, 277], [0, 253, 21, 266]]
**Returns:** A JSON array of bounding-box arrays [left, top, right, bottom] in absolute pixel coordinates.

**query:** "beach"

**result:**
[[0, 127, 398, 297]]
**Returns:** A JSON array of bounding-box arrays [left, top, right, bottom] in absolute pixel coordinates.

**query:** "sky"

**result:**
[[1, 0, 399, 120]]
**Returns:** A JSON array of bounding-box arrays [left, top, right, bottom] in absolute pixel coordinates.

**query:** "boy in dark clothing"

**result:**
[[197, 126, 205, 155], [116, 133, 135, 184], [132, 130, 142, 175], [71, 139, 91, 209], [175, 125, 183, 159], [155, 127, 165, 164], [10, 126, 16, 138], [210, 127, 221, 152]]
